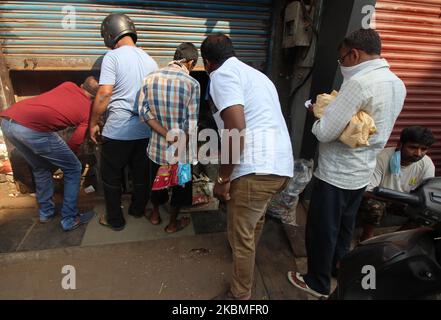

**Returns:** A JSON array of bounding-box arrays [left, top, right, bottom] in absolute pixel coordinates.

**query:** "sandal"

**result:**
[[287, 271, 329, 299], [164, 217, 190, 234], [99, 214, 125, 231]]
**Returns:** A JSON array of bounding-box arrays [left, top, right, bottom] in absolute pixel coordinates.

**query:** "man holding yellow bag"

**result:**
[[314, 90, 377, 148], [288, 28, 406, 299]]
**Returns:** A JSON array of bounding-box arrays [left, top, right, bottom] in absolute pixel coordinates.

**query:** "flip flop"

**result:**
[[99, 214, 125, 231], [164, 217, 190, 234]]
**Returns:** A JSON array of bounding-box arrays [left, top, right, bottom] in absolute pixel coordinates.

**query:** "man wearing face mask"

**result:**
[[287, 28, 406, 299], [359, 126, 435, 241], [138, 42, 200, 233]]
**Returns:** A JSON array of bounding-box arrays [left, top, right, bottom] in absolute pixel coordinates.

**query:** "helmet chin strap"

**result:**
[[113, 35, 136, 49]]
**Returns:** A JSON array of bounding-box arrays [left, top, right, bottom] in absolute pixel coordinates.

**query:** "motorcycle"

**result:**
[[330, 177, 441, 299]]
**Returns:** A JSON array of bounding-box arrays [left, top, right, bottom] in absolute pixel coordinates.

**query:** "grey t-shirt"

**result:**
[[99, 46, 158, 140]]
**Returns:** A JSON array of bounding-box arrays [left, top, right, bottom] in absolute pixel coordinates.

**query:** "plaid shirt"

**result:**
[[138, 62, 200, 165]]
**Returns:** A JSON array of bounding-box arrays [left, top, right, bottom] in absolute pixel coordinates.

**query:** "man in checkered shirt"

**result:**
[[138, 43, 200, 233], [288, 29, 407, 299]]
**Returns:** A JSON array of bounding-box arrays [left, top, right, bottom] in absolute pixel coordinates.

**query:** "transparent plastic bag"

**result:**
[[192, 173, 213, 205], [267, 159, 314, 225]]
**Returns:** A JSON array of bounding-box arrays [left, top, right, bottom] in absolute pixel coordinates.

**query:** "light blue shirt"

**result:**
[[99, 46, 158, 140]]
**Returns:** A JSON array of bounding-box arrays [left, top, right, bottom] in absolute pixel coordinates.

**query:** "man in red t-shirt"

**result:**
[[0, 76, 99, 231]]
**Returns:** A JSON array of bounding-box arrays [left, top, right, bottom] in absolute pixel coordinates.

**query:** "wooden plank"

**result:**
[[0, 45, 16, 110], [283, 224, 307, 258], [0, 45, 18, 192], [252, 265, 269, 300], [281, 201, 308, 258], [4, 56, 102, 71], [256, 218, 308, 300], [4, 56, 207, 71]]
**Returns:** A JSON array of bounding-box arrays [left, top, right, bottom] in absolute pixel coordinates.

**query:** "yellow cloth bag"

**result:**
[[338, 110, 377, 148], [314, 91, 377, 148], [314, 90, 338, 118]]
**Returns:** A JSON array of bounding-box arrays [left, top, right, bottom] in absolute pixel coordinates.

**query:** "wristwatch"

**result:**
[[216, 176, 230, 185]]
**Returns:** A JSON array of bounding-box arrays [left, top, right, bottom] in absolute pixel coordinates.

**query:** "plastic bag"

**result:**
[[0, 159, 12, 174], [0, 129, 8, 160], [339, 110, 377, 148], [152, 164, 178, 191], [267, 159, 314, 225], [177, 163, 192, 186], [192, 173, 213, 205]]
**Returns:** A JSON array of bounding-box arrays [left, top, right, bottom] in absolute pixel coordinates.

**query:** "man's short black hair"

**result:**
[[174, 42, 198, 66], [400, 126, 436, 147], [339, 28, 382, 55], [82, 76, 99, 98], [200, 33, 236, 64]]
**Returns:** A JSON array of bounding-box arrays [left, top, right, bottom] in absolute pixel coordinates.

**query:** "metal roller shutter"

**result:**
[[0, 0, 272, 71], [374, 0, 441, 176]]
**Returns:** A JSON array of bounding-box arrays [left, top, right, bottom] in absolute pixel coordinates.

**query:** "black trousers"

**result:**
[[148, 159, 192, 209], [100, 137, 150, 228], [304, 178, 366, 295]]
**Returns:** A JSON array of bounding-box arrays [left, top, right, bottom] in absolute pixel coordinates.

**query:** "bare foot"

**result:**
[[145, 208, 161, 225], [164, 217, 190, 233]]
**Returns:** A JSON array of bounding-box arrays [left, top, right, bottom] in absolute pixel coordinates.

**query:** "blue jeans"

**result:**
[[1, 119, 82, 230]]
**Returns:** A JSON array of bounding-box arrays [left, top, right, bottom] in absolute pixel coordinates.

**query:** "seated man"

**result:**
[[359, 126, 436, 241], [0, 77, 99, 231]]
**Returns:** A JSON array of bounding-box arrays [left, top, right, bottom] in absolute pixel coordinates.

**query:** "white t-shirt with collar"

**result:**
[[209, 57, 294, 181]]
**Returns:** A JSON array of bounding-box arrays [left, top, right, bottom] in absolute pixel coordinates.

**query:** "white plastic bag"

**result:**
[[267, 159, 313, 225], [0, 129, 8, 160]]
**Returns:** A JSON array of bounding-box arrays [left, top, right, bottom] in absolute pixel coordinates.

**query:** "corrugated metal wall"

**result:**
[[375, 0, 441, 176], [0, 0, 272, 71]]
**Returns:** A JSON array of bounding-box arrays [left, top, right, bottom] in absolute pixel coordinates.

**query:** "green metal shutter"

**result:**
[[0, 0, 272, 71]]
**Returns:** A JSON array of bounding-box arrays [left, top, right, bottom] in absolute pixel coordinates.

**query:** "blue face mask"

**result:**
[[389, 150, 401, 175]]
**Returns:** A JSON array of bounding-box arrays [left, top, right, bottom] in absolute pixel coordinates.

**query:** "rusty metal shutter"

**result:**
[[374, 0, 441, 176], [0, 0, 272, 71]]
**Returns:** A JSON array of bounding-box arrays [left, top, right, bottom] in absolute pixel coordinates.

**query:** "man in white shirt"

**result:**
[[359, 126, 436, 241], [201, 33, 294, 300], [288, 28, 406, 299]]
